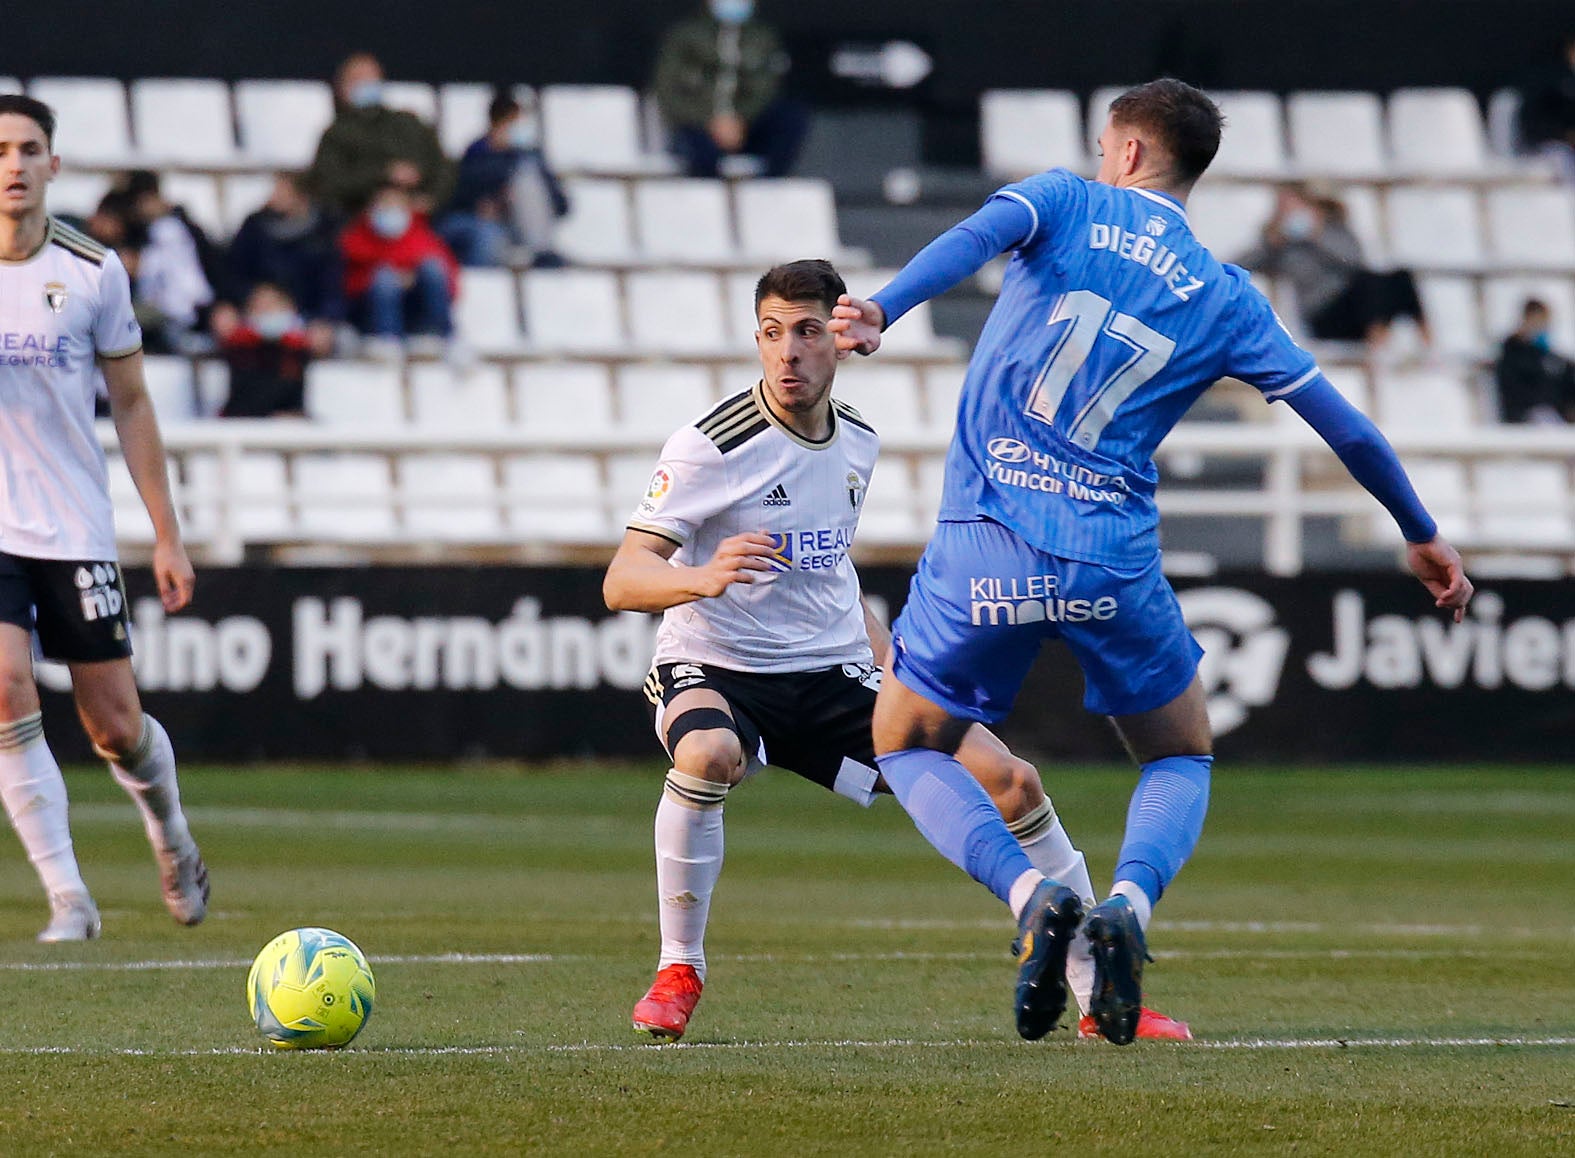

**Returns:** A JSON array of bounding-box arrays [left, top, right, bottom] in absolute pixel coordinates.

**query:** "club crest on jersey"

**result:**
[[847, 472, 865, 509], [1145, 215, 1167, 237], [43, 281, 69, 314]]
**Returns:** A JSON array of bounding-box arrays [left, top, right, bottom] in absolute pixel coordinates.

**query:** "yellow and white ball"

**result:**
[[247, 927, 375, 1049]]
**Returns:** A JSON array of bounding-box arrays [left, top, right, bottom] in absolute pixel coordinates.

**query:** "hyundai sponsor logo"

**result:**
[[987, 437, 1032, 463]]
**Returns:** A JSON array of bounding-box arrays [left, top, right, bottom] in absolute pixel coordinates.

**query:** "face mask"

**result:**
[[1282, 207, 1317, 241], [507, 118, 540, 150], [370, 206, 411, 239], [250, 310, 301, 341], [710, 0, 753, 24], [1531, 330, 1551, 352], [348, 80, 384, 109]]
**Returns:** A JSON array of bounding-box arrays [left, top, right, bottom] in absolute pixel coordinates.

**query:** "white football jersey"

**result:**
[[630, 382, 881, 674], [0, 218, 141, 560]]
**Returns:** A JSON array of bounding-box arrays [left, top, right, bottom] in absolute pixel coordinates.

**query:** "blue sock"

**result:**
[[1113, 755, 1213, 907], [876, 748, 1036, 907]]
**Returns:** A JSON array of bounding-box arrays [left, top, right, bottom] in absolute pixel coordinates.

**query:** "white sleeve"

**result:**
[[94, 250, 143, 358], [626, 426, 729, 546]]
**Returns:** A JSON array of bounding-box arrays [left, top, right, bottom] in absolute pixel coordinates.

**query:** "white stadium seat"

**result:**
[[46, 172, 112, 219], [140, 355, 198, 422], [1484, 187, 1575, 271], [830, 364, 927, 442], [1383, 187, 1484, 271], [381, 81, 438, 123], [159, 172, 224, 239], [1084, 85, 1132, 152], [398, 453, 503, 541], [521, 268, 624, 353], [634, 179, 736, 265], [735, 179, 844, 262], [107, 455, 157, 544], [1415, 276, 1485, 358], [915, 453, 948, 525], [1395, 458, 1470, 542], [294, 454, 397, 541], [304, 361, 406, 426], [1208, 91, 1287, 177], [724, 270, 764, 349], [980, 90, 1086, 179], [1321, 364, 1373, 417], [1286, 92, 1387, 178], [1473, 459, 1574, 548], [131, 79, 238, 166], [554, 178, 636, 265], [219, 173, 277, 235], [921, 367, 963, 435], [453, 267, 527, 354], [184, 451, 293, 541], [504, 454, 608, 541], [542, 85, 669, 176], [1482, 276, 1575, 354], [513, 362, 615, 435], [0, 78, 19, 94], [195, 359, 230, 417], [624, 269, 731, 355], [614, 364, 716, 437], [1186, 184, 1275, 263], [856, 455, 919, 544], [607, 453, 661, 519], [1373, 368, 1476, 433], [234, 80, 335, 167], [1387, 88, 1488, 176], [439, 82, 494, 155], [1337, 184, 1389, 268], [1486, 87, 1524, 158], [408, 362, 511, 431], [29, 78, 133, 167]]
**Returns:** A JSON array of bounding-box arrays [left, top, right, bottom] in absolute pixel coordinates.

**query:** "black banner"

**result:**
[[36, 566, 1575, 763]]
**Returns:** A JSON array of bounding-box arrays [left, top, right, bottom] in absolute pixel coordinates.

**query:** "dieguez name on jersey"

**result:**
[[1086, 223, 1205, 301], [0, 332, 70, 367]]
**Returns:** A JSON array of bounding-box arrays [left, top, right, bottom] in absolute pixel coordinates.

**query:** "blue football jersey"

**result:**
[[937, 169, 1319, 566]]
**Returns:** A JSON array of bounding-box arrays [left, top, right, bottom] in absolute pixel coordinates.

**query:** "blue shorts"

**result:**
[[891, 520, 1202, 723]]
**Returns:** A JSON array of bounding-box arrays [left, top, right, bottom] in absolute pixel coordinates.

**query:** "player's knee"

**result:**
[[0, 665, 39, 721], [80, 703, 145, 763], [671, 727, 744, 784], [969, 752, 1042, 821]]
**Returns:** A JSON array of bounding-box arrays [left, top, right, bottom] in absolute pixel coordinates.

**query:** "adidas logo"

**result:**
[[761, 484, 792, 507]]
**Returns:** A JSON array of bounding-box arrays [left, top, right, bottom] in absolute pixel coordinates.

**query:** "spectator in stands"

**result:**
[[219, 283, 312, 418], [120, 170, 223, 352], [1237, 182, 1431, 360], [1495, 298, 1575, 424], [83, 188, 135, 251], [340, 181, 459, 356], [437, 90, 568, 269], [653, 0, 808, 178], [309, 52, 455, 217], [1518, 32, 1575, 183], [223, 172, 345, 356]]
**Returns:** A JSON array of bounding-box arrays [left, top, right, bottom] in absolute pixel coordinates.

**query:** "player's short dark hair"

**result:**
[[1108, 79, 1224, 185], [488, 90, 521, 125], [754, 259, 846, 318], [0, 94, 56, 147], [123, 169, 162, 199]]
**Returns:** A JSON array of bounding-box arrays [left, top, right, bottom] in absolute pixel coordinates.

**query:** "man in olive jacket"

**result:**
[[309, 53, 455, 217], [653, 0, 809, 178]]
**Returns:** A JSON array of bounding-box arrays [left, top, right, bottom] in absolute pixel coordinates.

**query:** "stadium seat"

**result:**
[[1383, 187, 1485, 271], [1337, 184, 1389, 268], [624, 270, 732, 355], [606, 452, 660, 519], [453, 267, 527, 354], [1484, 187, 1575, 271], [1186, 184, 1275, 262], [512, 362, 615, 435], [234, 80, 334, 167], [503, 453, 609, 541], [438, 82, 494, 155], [541, 85, 671, 176], [1473, 459, 1574, 548], [195, 359, 230, 417], [715, 361, 760, 395], [130, 79, 238, 166], [1394, 457, 1470, 542], [614, 364, 716, 436], [915, 453, 948, 525], [979, 90, 1086, 179], [46, 172, 112, 219], [106, 455, 157, 544], [521, 268, 625, 353], [0, 78, 19, 94], [843, 269, 956, 357], [408, 362, 511, 430], [398, 453, 503, 541], [140, 355, 199, 422], [921, 367, 963, 435], [219, 172, 276, 235], [1415, 276, 1485, 358], [724, 270, 764, 349], [830, 364, 928, 443], [1084, 85, 1131, 152], [554, 178, 636, 265], [1373, 368, 1477, 433], [1387, 88, 1489, 176], [160, 172, 225, 239], [28, 78, 134, 167], [1320, 363, 1373, 416], [734, 179, 846, 263], [381, 81, 438, 123], [634, 179, 736, 266], [1207, 91, 1287, 177], [1486, 87, 1524, 158], [294, 454, 398, 541], [1482, 275, 1575, 353], [1285, 92, 1387, 178], [183, 450, 293, 542], [304, 361, 407, 426], [857, 455, 920, 544]]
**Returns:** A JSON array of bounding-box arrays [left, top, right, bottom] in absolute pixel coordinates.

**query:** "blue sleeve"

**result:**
[[1222, 276, 1321, 400], [868, 194, 1036, 328], [1288, 376, 1438, 543]]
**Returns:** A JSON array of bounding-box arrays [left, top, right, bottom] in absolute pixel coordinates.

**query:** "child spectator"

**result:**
[[340, 182, 459, 355], [220, 283, 312, 418], [223, 172, 345, 356]]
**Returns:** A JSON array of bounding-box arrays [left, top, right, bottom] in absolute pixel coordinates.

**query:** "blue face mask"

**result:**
[[710, 0, 753, 24], [370, 206, 411, 239], [508, 118, 540, 150], [250, 310, 301, 341], [1531, 330, 1551, 353], [348, 80, 384, 109]]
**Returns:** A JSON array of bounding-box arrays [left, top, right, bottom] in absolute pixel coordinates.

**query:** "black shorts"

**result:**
[[645, 660, 886, 802], [0, 552, 133, 663]]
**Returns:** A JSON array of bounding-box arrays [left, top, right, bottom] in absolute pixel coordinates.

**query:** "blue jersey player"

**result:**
[[828, 80, 1474, 1044]]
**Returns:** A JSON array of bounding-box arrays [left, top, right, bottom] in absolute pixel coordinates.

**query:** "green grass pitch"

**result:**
[[0, 763, 1569, 1155]]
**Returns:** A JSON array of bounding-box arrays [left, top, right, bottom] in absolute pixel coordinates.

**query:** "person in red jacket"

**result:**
[[340, 182, 459, 351]]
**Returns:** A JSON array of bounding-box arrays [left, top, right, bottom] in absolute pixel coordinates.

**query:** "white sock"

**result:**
[[1112, 880, 1154, 931], [0, 713, 89, 901], [102, 715, 191, 854], [654, 769, 729, 982], [1009, 799, 1097, 1014], [1006, 868, 1046, 921]]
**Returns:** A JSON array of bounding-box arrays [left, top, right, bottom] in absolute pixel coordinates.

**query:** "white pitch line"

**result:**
[[0, 953, 559, 973]]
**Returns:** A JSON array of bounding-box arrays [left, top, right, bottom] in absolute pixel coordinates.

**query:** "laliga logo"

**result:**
[[1178, 587, 1290, 736], [987, 438, 1032, 464]]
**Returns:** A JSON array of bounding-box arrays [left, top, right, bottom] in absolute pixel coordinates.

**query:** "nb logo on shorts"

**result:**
[[74, 564, 123, 623]]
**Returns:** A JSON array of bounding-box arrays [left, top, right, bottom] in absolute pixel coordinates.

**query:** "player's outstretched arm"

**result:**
[[603, 529, 775, 613], [100, 351, 194, 613], [1405, 536, 1474, 624]]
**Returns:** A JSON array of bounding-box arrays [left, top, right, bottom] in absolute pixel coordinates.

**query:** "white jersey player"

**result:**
[[603, 260, 1189, 1043], [0, 95, 207, 941]]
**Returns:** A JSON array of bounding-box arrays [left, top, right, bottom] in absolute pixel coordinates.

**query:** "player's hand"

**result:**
[[1406, 536, 1472, 623], [152, 537, 196, 613], [693, 532, 776, 597], [708, 114, 747, 153], [828, 295, 885, 359]]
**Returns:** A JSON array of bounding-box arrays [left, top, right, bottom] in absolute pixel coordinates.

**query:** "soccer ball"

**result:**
[[247, 927, 376, 1050]]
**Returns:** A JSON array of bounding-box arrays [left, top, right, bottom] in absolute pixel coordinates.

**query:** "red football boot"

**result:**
[[1079, 1006, 1192, 1041], [631, 964, 704, 1042]]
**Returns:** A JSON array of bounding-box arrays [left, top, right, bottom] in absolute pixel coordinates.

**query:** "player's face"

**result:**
[[0, 115, 58, 218], [755, 295, 838, 414]]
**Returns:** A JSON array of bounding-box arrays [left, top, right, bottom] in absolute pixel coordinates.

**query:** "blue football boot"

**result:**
[[1084, 895, 1152, 1046], [1012, 880, 1084, 1040]]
